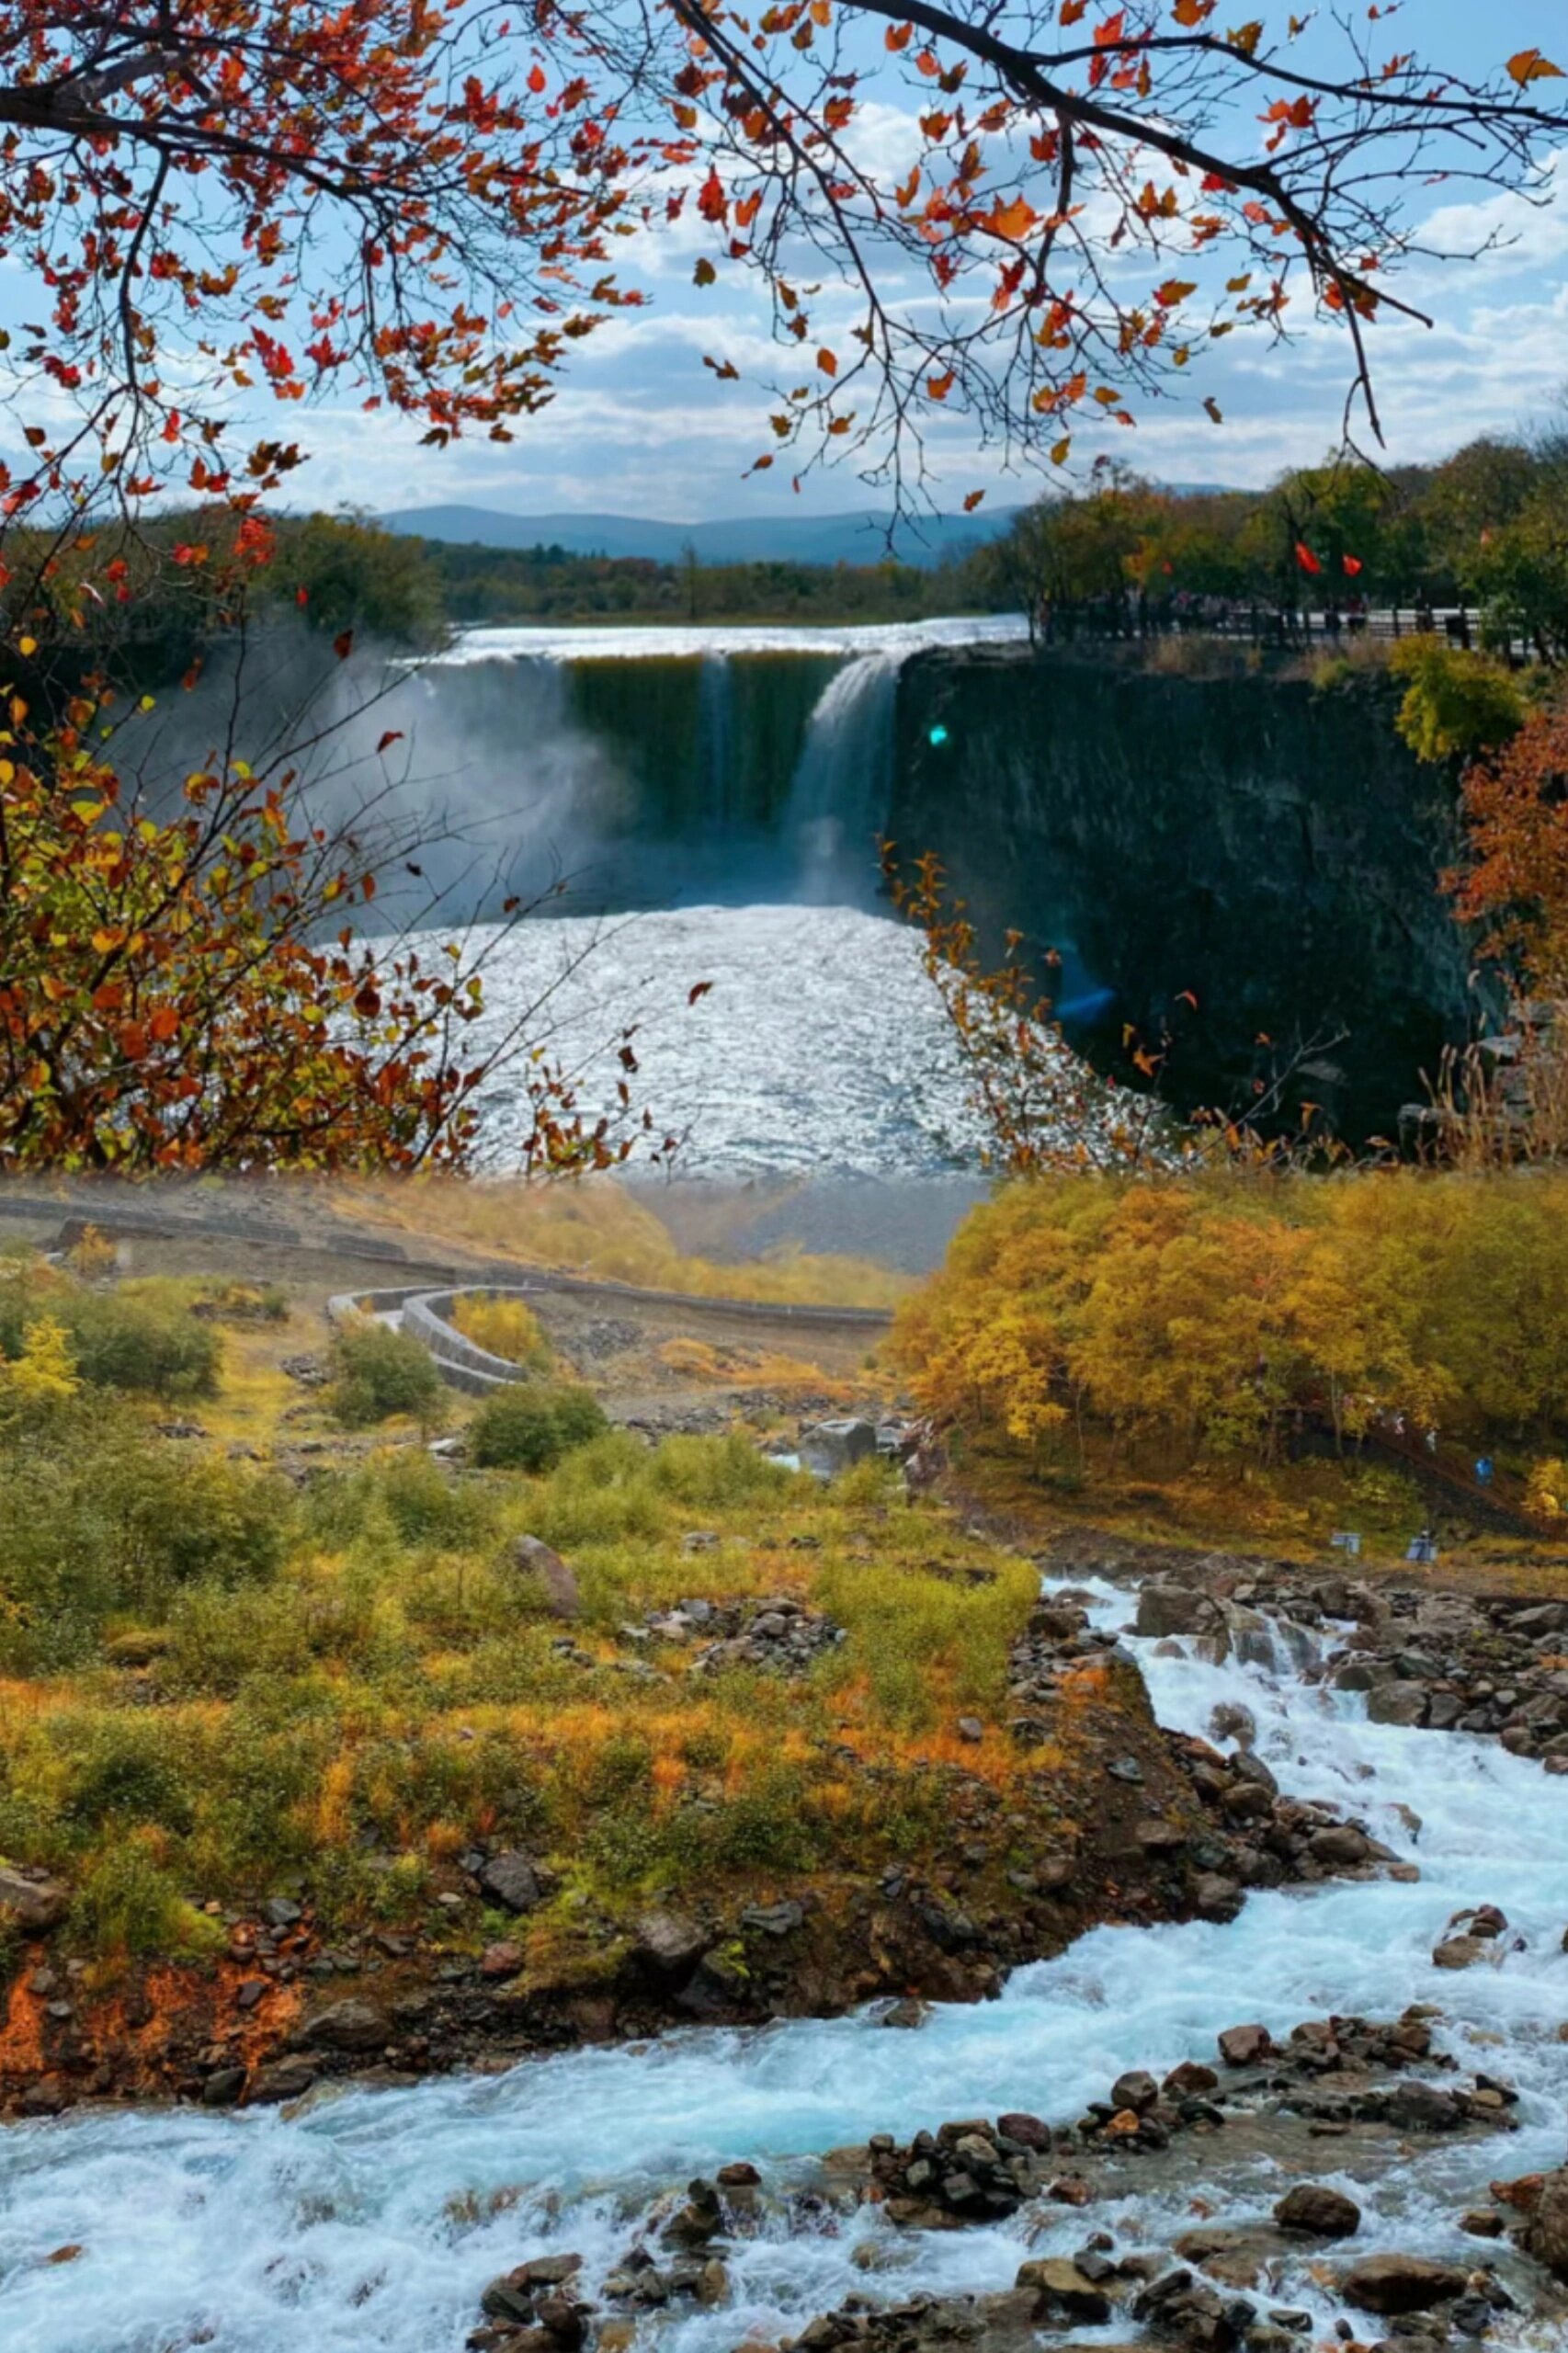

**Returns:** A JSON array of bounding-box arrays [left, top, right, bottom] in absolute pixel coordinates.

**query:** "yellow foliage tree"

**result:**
[[896, 1172, 1566, 1473], [0, 1316, 82, 1419]]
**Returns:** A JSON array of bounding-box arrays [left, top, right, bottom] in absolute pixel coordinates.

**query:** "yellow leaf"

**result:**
[[1155, 278, 1199, 305], [1228, 18, 1263, 56], [17, 635, 36, 656], [1507, 48, 1564, 86], [1051, 437, 1071, 464]]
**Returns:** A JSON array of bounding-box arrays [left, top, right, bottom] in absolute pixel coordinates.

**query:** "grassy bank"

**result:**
[[0, 1254, 1036, 1989]]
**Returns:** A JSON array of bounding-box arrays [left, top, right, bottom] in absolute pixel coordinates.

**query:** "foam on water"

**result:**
[[424, 617, 1029, 668], [3, 1579, 1564, 2351]]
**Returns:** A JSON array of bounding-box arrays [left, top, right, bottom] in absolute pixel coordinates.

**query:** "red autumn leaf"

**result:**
[[1342, 553, 1364, 576], [1294, 541, 1324, 574], [334, 628, 354, 659]]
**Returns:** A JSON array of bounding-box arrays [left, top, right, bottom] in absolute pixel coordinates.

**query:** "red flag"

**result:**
[[1342, 553, 1364, 577], [1294, 541, 1324, 575]]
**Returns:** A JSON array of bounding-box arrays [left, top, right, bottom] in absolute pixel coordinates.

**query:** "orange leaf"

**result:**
[[334, 629, 354, 660], [988, 197, 1038, 241], [1507, 49, 1564, 86], [818, 347, 838, 376], [963, 489, 985, 512], [884, 20, 914, 49]]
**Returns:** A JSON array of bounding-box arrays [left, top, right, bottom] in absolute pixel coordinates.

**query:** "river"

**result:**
[[4, 1578, 1562, 2351]]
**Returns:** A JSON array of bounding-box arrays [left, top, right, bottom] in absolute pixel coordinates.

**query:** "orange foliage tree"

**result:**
[[1450, 695, 1568, 995], [0, 672, 658, 1172]]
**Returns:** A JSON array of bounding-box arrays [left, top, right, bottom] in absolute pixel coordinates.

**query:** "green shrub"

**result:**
[[331, 1321, 443, 1427], [1389, 636, 1525, 763], [0, 1275, 221, 1397], [468, 1381, 608, 1472], [109, 1447, 291, 1597], [377, 1449, 495, 1548], [73, 1837, 203, 1956], [0, 1432, 289, 1667], [165, 1584, 314, 1695], [62, 1718, 197, 1835]]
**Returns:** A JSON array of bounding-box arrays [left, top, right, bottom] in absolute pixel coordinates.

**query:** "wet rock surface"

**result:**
[[1065, 1545, 1568, 1774]]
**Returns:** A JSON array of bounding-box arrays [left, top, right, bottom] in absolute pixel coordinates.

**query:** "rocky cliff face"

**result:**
[[891, 646, 1471, 1141]]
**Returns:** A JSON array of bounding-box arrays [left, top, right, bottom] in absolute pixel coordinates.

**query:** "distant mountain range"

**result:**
[[378, 504, 1017, 569]]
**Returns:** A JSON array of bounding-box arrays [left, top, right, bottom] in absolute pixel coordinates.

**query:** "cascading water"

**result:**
[[786, 654, 900, 906], [4, 1570, 1563, 2353]]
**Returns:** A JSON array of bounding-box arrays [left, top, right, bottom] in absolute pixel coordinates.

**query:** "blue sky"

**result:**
[[235, 5, 1568, 520]]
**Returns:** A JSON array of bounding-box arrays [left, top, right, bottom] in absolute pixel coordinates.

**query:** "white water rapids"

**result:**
[[3, 1582, 1564, 2353]]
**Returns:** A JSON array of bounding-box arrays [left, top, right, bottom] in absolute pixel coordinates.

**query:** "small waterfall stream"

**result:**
[[3, 1571, 1563, 2353], [787, 654, 901, 904]]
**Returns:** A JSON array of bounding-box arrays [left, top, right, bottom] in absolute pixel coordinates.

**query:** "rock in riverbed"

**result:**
[[1273, 2184, 1360, 2237], [1339, 2255, 1471, 2313]]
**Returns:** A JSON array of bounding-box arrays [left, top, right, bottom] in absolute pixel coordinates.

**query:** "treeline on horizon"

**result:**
[[10, 422, 1568, 675]]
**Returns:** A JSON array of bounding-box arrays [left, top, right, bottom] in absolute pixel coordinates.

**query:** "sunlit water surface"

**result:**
[[454, 904, 994, 1176]]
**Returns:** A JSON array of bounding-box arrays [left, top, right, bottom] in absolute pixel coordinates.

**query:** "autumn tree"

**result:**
[[1449, 692, 1568, 993], [0, 6, 1564, 543]]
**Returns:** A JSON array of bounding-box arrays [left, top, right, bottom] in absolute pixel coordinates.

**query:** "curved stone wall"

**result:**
[[326, 1274, 892, 1397]]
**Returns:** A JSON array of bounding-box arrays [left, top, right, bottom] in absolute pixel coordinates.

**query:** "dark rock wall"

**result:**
[[890, 646, 1474, 1141]]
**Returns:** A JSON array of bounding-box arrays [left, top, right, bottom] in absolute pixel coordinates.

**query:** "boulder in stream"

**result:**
[[1526, 2167, 1568, 2281], [1338, 2255, 1470, 2313], [1273, 2184, 1361, 2237]]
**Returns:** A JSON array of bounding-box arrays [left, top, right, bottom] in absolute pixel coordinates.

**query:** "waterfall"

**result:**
[[699, 654, 734, 831], [788, 653, 901, 905]]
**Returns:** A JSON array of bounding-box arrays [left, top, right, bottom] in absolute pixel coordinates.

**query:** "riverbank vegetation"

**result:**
[[0, 1250, 1033, 1983]]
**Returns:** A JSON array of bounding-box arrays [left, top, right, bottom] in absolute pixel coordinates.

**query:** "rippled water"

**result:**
[[4, 1582, 1564, 2353], [461, 904, 991, 1176]]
